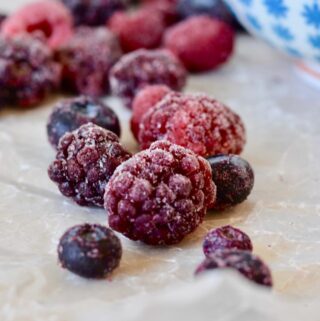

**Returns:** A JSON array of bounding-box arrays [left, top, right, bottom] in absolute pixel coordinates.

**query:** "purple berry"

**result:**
[[58, 224, 122, 278], [47, 96, 121, 148], [195, 250, 273, 287], [104, 140, 216, 245], [203, 225, 253, 257], [48, 123, 131, 207], [207, 154, 254, 210]]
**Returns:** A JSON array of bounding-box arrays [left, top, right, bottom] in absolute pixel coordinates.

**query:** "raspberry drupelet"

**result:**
[[109, 49, 187, 108], [138, 92, 246, 157], [104, 140, 216, 246], [48, 123, 131, 207]]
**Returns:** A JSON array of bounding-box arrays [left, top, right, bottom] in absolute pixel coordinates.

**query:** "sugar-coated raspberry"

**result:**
[[195, 250, 273, 287], [143, 0, 179, 26], [55, 27, 122, 97], [164, 15, 234, 72], [1, 1, 73, 49], [47, 96, 121, 148], [139, 93, 246, 157], [0, 35, 61, 107], [104, 140, 216, 245], [60, 0, 125, 26], [48, 123, 131, 207], [110, 49, 187, 108], [108, 9, 165, 53], [203, 225, 253, 257], [207, 154, 254, 210], [131, 85, 171, 140], [58, 224, 122, 278]]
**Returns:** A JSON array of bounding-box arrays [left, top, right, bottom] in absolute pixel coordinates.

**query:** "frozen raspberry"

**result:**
[[207, 154, 254, 210], [47, 96, 121, 148], [110, 49, 187, 108], [0, 35, 61, 107], [164, 15, 234, 72], [131, 85, 171, 140], [60, 0, 125, 26], [203, 225, 253, 257], [1, 1, 73, 49], [48, 123, 131, 207], [109, 9, 165, 53], [139, 93, 246, 157], [58, 224, 122, 278], [195, 250, 273, 287], [143, 0, 179, 26], [55, 27, 122, 97], [104, 140, 216, 245]]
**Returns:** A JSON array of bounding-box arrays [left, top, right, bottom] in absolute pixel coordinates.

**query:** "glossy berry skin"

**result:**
[[58, 224, 122, 279], [203, 225, 253, 257], [207, 155, 254, 210], [47, 96, 121, 148], [195, 249, 273, 287], [104, 140, 216, 246], [48, 123, 131, 207]]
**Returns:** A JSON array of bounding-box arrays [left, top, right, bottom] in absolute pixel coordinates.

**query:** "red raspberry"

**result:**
[[139, 92, 246, 157], [104, 140, 216, 245], [108, 9, 165, 53], [131, 85, 171, 140], [109, 49, 187, 108], [143, 0, 179, 26], [1, 1, 73, 49], [48, 123, 131, 207], [164, 15, 234, 72]]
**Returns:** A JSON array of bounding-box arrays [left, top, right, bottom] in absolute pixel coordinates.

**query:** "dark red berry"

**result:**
[[203, 225, 253, 257], [164, 15, 234, 72], [143, 0, 179, 26], [47, 96, 121, 148], [0, 35, 61, 107], [207, 154, 254, 210], [195, 250, 273, 287], [0, 14, 7, 26], [131, 85, 171, 140], [139, 92, 246, 157], [58, 224, 122, 279], [109, 49, 187, 108], [48, 123, 131, 207], [104, 140, 216, 245], [55, 27, 122, 97]]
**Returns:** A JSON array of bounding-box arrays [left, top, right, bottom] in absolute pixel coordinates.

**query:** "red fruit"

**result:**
[[131, 85, 171, 140], [164, 15, 234, 72], [143, 0, 179, 26]]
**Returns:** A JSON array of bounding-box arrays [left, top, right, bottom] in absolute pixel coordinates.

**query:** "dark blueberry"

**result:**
[[203, 225, 253, 257], [207, 154, 254, 210], [47, 96, 121, 148], [58, 224, 122, 279], [195, 249, 273, 287]]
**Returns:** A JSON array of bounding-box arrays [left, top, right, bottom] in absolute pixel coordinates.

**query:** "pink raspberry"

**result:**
[[139, 92, 246, 157], [104, 140, 216, 245], [164, 15, 234, 72], [131, 85, 171, 140], [1, 1, 73, 49], [108, 9, 165, 53]]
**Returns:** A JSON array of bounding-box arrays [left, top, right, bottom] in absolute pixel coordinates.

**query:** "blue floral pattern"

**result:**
[[272, 25, 294, 41], [239, 0, 253, 6], [263, 0, 288, 18], [246, 14, 262, 30], [303, 3, 320, 29], [309, 35, 320, 48]]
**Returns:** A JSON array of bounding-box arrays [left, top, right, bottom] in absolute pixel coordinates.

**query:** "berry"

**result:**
[[110, 49, 187, 108], [203, 225, 253, 257], [0, 14, 7, 27], [104, 140, 216, 245], [0, 35, 61, 107], [143, 0, 179, 26], [139, 92, 246, 157], [207, 154, 254, 210], [108, 9, 165, 53], [47, 96, 121, 148], [58, 224, 122, 278], [131, 85, 171, 140], [60, 0, 125, 26], [55, 27, 122, 97], [195, 250, 273, 287], [48, 123, 131, 207], [1, 1, 73, 49], [164, 15, 234, 72]]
